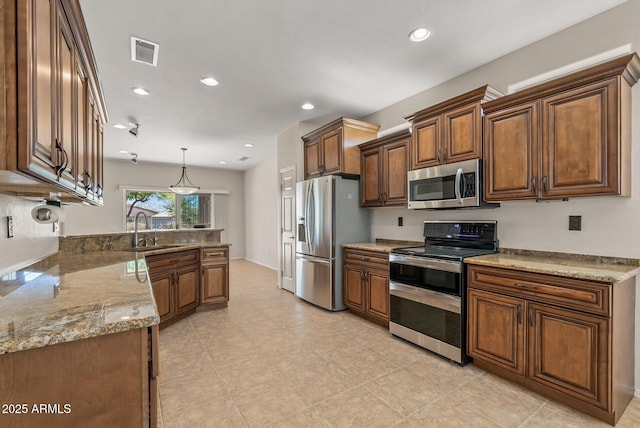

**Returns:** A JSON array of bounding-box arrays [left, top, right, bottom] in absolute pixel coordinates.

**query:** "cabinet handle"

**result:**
[[517, 305, 522, 324], [531, 176, 536, 193], [54, 140, 69, 176], [361, 257, 370, 261], [84, 171, 93, 194], [437, 149, 442, 163], [528, 308, 533, 327], [515, 282, 537, 290], [96, 184, 103, 198], [542, 176, 548, 193], [443, 147, 448, 162], [201, 266, 205, 276], [170, 259, 181, 264], [206, 252, 224, 257]]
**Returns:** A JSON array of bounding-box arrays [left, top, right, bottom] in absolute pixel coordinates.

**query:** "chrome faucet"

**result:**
[[133, 211, 150, 248]]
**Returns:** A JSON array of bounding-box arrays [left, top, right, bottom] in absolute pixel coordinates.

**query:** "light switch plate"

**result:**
[[7, 216, 14, 238]]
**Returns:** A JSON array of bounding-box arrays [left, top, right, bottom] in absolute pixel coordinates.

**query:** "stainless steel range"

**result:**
[[389, 221, 498, 364]]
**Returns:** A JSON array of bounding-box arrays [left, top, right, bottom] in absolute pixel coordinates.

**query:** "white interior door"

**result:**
[[280, 165, 296, 293]]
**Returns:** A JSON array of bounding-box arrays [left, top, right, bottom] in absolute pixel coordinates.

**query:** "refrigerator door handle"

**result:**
[[305, 181, 311, 248], [296, 254, 332, 264], [309, 180, 316, 251]]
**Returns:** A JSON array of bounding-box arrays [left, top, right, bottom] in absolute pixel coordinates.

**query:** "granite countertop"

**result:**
[[465, 250, 640, 283], [342, 240, 421, 253], [0, 242, 230, 355]]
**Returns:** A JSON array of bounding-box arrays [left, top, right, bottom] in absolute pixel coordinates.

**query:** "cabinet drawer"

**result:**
[[468, 265, 610, 316], [201, 247, 228, 263], [344, 249, 389, 269], [146, 249, 199, 272]]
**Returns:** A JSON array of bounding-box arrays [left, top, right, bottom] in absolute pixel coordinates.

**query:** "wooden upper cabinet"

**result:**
[[302, 118, 380, 179], [484, 101, 539, 201], [483, 53, 640, 201], [406, 85, 503, 170], [1, 0, 107, 204], [358, 130, 410, 207]]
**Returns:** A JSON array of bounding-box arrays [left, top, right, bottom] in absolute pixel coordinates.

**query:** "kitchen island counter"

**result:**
[[0, 242, 230, 355]]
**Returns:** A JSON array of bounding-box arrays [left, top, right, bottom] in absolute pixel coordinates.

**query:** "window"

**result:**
[[125, 190, 212, 231]]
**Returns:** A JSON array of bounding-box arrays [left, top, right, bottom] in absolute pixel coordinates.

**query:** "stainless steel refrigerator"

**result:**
[[295, 175, 370, 311]]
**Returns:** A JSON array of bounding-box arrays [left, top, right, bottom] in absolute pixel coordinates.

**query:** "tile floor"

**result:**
[[158, 259, 640, 427]]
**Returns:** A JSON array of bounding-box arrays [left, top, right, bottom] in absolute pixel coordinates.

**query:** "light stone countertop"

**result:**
[[342, 241, 420, 253], [465, 251, 640, 283], [0, 243, 229, 355]]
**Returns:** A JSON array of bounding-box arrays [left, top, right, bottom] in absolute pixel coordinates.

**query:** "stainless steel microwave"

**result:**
[[408, 159, 494, 209]]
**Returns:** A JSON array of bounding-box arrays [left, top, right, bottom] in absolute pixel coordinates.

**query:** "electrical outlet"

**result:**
[[398, 217, 403, 227], [7, 216, 14, 238], [569, 215, 582, 231]]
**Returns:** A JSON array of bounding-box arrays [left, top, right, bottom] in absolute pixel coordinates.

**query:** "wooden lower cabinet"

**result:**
[[343, 248, 389, 326], [200, 247, 230, 307], [467, 264, 635, 425], [146, 249, 200, 329], [0, 326, 158, 427]]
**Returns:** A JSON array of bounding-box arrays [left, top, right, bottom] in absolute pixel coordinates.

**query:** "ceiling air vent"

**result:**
[[131, 36, 159, 66], [238, 156, 249, 162]]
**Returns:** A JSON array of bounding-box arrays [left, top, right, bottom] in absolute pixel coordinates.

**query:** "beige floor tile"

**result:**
[[521, 400, 612, 428], [158, 333, 206, 361], [392, 395, 502, 428], [366, 334, 430, 367], [162, 396, 248, 428], [159, 369, 229, 417], [217, 355, 282, 395], [159, 349, 215, 385], [159, 318, 199, 341], [268, 406, 332, 428], [363, 368, 442, 417], [233, 378, 311, 428], [329, 348, 398, 385], [403, 354, 480, 393], [453, 374, 547, 427], [313, 385, 404, 427]]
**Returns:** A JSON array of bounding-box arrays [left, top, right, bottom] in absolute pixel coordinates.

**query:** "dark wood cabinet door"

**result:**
[[344, 265, 365, 312], [443, 102, 482, 163], [201, 262, 229, 304], [360, 148, 381, 207], [366, 269, 389, 322], [24, 0, 58, 180], [527, 302, 608, 410], [55, 6, 77, 190], [484, 101, 539, 201], [175, 265, 199, 315], [304, 138, 321, 178], [75, 58, 87, 191], [542, 79, 619, 198], [411, 116, 440, 169], [467, 289, 525, 376], [321, 128, 343, 175], [382, 138, 409, 206], [150, 271, 175, 324]]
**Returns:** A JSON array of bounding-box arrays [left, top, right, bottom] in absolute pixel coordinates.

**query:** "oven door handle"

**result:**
[[455, 167, 463, 205], [390, 281, 461, 314]]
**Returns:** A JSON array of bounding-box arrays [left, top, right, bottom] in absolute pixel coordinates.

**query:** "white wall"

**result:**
[[359, 0, 640, 394], [0, 193, 58, 275], [244, 155, 278, 269], [63, 159, 246, 259]]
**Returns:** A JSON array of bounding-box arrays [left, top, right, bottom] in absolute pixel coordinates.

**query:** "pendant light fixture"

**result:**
[[169, 148, 200, 195]]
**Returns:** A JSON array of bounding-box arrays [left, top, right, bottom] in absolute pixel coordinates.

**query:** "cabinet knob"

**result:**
[[531, 176, 537, 193], [542, 176, 548, 193]]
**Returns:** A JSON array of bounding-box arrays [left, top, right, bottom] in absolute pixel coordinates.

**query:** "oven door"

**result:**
[[389, 254, 461, 296], [389, 281, 466, 363], [407, 159, 480, 209]]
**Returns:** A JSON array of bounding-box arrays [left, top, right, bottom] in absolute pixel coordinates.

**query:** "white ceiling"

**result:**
[[79, 0, 625, 170]]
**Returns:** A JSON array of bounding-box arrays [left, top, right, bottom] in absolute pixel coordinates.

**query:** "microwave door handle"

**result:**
[[454, 168, 463, 204]]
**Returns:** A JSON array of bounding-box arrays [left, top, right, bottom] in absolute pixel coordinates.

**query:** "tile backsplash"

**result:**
[[0, 194, 58, 275]]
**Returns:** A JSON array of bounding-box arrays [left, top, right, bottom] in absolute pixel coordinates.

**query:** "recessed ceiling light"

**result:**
[[301, 103, 314, 110], [219, 161, 227, 165], [132, 87, 150, 95], [200, 77, 219, 86], [244, 143, 254, 148], [119, 150, 129, 154], [409, 27, 431, 42], [113, 124, 127, 129]]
